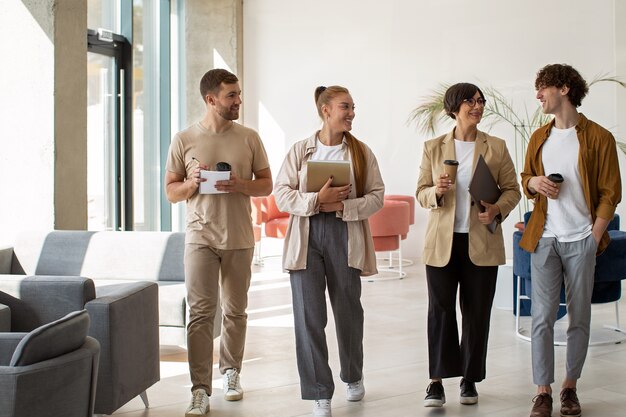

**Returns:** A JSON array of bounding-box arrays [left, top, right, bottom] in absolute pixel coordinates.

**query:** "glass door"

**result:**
[[87, 30, 133, 230], [87, 52, 117, 230]]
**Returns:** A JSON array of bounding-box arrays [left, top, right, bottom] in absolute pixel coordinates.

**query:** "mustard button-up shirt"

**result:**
[[520, 113, 622, 254]]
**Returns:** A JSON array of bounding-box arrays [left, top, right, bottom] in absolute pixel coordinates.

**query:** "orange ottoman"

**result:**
[[384, 194, 415, 226]]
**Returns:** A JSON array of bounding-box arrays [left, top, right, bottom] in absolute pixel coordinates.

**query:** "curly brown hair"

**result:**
[[534, 64, 588, 107]]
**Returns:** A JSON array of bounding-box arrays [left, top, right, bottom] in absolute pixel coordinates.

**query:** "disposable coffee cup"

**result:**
[[443, 160, 459, 183], [547, 173, 563, 199]]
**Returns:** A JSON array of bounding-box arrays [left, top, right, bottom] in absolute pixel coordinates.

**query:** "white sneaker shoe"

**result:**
[[312, 399, 332, 417], [223, 368, 244, 401], [346, 379, 365, 401], [185, 388, 210, 416]]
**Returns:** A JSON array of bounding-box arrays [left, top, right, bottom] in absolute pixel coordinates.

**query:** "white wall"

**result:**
[[0, 1, 55, 246], [0, 0, 87, 247], [243, 0, 626, 261]]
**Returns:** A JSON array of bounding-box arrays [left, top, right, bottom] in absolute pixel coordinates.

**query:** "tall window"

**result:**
[[132, 0, 163, 231]]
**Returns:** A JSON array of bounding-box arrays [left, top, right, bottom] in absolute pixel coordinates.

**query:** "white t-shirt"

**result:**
[[454, 139, 476, 233], [311, 137, 346, 161], [541, 126, 592, 241]]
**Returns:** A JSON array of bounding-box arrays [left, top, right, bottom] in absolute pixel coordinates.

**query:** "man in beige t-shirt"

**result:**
[[165, 69, 272, 417]]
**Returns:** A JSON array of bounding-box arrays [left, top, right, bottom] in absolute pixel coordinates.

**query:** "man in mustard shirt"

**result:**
[[165, 69, 272, 417], [520, 64, 621, 417]]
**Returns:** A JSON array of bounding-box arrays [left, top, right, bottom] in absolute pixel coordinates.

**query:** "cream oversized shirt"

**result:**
[[274, 133, 385, 276]]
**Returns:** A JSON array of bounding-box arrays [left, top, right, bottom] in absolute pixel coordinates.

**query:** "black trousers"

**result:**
[[425, 233, 498, 382]]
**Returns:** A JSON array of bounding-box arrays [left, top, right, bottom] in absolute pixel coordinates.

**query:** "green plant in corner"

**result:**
[[408, 75, 626, 220]]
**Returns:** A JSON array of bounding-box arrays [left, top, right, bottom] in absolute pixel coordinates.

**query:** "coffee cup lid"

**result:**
[[547, 173, 563, 182], [443, 160, 459, 165]]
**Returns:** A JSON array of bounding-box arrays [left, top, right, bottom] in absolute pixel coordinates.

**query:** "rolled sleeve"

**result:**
[[595, 133, 621, 220], [416, 144, 442, 210], [274, 143, 319, 217]]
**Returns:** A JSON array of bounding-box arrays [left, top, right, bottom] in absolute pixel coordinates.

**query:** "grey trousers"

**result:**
[[530, 234, 597, 385], [290, 212, 363, 400]]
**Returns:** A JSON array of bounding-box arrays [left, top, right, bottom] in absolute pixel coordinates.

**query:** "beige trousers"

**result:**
[[185, 243, 254, 394]]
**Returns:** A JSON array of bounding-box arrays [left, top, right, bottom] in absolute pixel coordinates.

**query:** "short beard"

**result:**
[[216, 104, 239, 121]]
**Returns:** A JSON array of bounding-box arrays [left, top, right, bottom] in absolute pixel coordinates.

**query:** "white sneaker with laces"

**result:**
[[223, 368, 244, 401], [185, 388, 210, 416], [312, 399, 332, 417], [346, 379, 365, 401]]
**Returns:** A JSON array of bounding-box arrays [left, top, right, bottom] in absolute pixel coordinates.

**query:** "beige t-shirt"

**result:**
[[166, 122, 270, 249]]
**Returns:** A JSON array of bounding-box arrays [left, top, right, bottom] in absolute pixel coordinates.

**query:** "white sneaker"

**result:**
[[223, 368, 244, 401], [185, 388, 210, 416], [346, 379, 365, 401], [312, 399, 332, 417]]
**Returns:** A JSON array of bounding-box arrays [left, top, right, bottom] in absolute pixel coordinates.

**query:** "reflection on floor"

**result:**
[[112, 254, 626, 417]]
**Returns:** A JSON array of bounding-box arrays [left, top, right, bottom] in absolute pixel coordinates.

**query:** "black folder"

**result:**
[[468, 155, 501, 233]]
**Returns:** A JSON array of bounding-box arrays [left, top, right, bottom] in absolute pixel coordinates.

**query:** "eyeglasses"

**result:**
[[462, 98, 487, 107]]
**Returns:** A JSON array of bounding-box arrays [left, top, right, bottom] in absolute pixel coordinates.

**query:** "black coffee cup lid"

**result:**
[[547, 173, 563, 183], [443, 160, 459, 165]]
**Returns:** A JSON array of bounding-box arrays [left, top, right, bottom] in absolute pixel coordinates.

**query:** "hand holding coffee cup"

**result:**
[[546, 173, 564, 199], [443, 160, 459, 184]]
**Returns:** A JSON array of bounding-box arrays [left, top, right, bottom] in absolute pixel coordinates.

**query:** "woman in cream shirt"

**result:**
[[274, 85, 384, 417], [416, 83, 520, 408]]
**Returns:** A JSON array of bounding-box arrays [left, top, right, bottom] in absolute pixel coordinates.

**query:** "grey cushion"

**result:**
[[34, 231, 96, 276], [10, 309, 89, 366], [158, 282, 186, 327]]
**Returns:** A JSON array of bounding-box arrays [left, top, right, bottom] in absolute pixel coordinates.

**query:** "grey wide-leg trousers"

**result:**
[[530, 234, 597, 385], [290, 212, 364, 400]]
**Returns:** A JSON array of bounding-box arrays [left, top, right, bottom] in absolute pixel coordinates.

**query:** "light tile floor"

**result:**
[[112, 254, 626, 417]]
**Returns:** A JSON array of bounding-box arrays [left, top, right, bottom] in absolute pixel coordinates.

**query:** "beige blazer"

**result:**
[[274, 133, 385, 276], [416, 130, 521, 267]]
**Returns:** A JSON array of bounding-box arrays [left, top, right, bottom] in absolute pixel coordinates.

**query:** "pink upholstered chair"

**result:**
[[264, 194, 290, 238], [383, 195, 416, 267], [368, 199, 410, 279], [250, 194, 289, 264]]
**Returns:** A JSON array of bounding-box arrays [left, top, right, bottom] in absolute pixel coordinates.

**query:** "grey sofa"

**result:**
[[0, 309, 100, 417], [0, 230, 220, 346]]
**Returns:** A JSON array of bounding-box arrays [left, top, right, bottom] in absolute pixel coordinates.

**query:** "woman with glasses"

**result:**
[[415, 83, 521, 408], [274, 85, 384, 417]]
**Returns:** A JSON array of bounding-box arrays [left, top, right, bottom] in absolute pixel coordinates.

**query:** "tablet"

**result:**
[[306, 160, 351, 192]]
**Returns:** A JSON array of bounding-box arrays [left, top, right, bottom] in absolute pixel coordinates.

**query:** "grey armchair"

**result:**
[[0, 309, 100, 417], [0, 303, 9, 331], [0, 277, 159, 415]]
